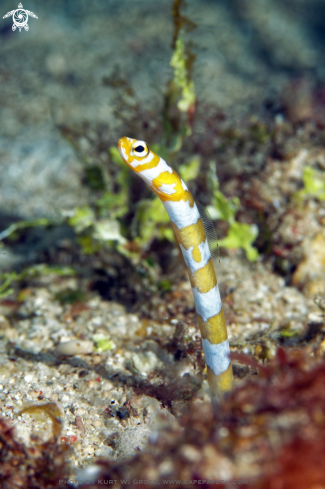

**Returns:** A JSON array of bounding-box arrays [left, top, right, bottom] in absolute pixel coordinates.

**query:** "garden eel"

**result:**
[[118, 137, 233, 404]]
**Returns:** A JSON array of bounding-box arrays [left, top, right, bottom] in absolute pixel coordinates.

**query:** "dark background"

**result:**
[[1, 0, 325, 248]]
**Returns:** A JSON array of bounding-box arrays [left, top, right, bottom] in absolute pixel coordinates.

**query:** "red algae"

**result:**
[[0, 403, 69, 489], [76, 348, 325, 489]]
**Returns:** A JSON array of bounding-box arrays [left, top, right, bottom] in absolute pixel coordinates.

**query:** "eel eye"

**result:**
[[131, 140, 149, 158]]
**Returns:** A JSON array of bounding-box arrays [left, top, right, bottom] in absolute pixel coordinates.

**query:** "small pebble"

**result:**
[[85, 446, 95, 457], [0, 366, 10, 380], [94, 446, 114, 458], [50, 393, 59, 402], [74, 441, 82, 452], [92, 354, 102, 364], [180, 444, 201, 463], [75, 408, 87, 416], [74, 408, 87, 416], [54, 340, 93, 356], [219, 427, 229, 437], [92, 419, 102, 428], [132, 351, 161, 375], [89, 435, 101, 445], [75, 416, 86, 435]]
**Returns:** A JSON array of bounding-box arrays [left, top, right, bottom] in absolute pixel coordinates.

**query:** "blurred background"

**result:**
[[1, 0, 325, 303], [1, 0, 325, 299], [1, 0, 325, 218]]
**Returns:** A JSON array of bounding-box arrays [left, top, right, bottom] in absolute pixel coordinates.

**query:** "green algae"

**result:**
[[92, 333, 116, 352], [295, 165, 325, 202], [0, 265, 76, 300], [163, 0, 196, 149], [170, 38, 196, 116], [207, 166, 259, 262], [218, 221, 259, 262], [0, 0, 261, 284], [0, 217, 54, 242]]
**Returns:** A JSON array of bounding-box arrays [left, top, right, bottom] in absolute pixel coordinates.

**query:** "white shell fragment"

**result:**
[[54, 340, 93, 356]]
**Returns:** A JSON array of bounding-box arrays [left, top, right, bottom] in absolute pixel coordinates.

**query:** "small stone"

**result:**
[[29, 390, 40, 398], [89, 435, 101, 445], [92, 420, 102, 428], [60, 393, 71, 405], [158, 460, 173, 476], [93, 355, 102, 364], [75, 408, 87, 416], [0, 315, 11, 330], [74, 441, 82, 452], [293, 232, 325, 295], [85, 446, 95, 457], [54, 340, 93, 356], [132, 351, 162, 375], [219, 427, 229, 438], [94, 446, 114, 458], [24, 373, 34, 383], [0, 366, 10, 380], [180, 444, 201, 463], [75, 416, 86, 435], [50, 393, 59, 402]]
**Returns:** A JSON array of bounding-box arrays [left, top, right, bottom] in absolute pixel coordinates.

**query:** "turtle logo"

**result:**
[[3, 2, 38, 32]]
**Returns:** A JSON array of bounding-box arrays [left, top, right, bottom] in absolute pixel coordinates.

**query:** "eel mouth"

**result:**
[[118, 136, 134, 165]]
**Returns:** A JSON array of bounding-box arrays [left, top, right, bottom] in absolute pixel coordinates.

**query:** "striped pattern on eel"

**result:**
[[118, 137, 233, 403]]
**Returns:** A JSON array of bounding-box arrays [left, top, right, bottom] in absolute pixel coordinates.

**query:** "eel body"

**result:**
[[118, 137, 233, 403]]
